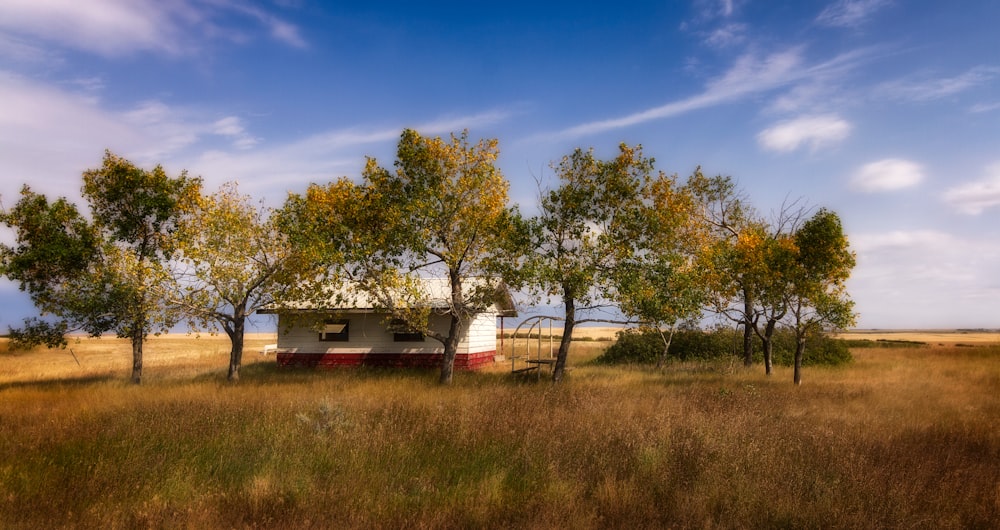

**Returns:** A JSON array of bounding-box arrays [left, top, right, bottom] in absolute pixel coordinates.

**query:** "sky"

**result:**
[[1, 0, 999, 330]]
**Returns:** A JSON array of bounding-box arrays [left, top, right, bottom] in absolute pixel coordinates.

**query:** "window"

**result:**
[[394, 331, 425, 342], [389, 318, 424, 342], [319, 319, 349, 342]]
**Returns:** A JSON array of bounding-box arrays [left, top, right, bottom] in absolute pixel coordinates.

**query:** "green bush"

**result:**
[[596, 326, 852, 367]]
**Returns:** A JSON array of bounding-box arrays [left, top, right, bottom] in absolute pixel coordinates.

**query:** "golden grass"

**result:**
[[1, 335, 998, 528]]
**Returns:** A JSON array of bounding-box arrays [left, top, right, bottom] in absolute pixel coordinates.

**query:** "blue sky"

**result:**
[[1, 0, 999, 330]]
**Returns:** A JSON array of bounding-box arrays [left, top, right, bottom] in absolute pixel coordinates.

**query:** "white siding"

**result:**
[[277, 312, 449, 354], [459, 311, 498, 354], [277, 311, 498, 354]]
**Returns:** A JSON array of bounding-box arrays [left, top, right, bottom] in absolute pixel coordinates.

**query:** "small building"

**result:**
[[258, 278, 517, 370]]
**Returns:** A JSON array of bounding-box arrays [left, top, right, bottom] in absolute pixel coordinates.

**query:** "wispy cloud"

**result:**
[[547, 46, 870, 140], [878, 66, 1000, 102], [213, 117, 260, 150], [849, 159, 923, 192], [943, 163, 1000, 215], [0, 67, 516, 206], [970, 101, 1000, 113], [757, 114, 851, 153], [186, 109, 517, 198], [0, 0, 306, 57], [704, 23, 747, 48], [815, 0, 892, 28]]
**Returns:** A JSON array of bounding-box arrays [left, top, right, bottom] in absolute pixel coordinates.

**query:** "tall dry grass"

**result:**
[[1, 336, 997, 528]]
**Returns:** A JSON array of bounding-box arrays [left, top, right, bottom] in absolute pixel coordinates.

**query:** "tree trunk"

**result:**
[[742, 320, 753, 367], [656, 325, 676, 369], [742, 290, 754, 366], [130, 325, 144, 385], [438, 314, 462, 385], [793, 334, 806, 385], [226, 316, 245, 383], [552, 291, 575, 383], [763, 318, 777, 376], [439, 269, 464, 385]]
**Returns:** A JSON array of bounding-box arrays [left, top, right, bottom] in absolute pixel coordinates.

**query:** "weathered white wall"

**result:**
[[460, 312, 498, 354], [276, 311, 498, 354]]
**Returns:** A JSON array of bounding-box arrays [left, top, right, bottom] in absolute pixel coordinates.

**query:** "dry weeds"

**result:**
[[1, 334, 997, 528]]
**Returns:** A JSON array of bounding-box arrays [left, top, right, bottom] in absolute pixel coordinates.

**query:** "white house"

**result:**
[[258, 278, 516, 370]]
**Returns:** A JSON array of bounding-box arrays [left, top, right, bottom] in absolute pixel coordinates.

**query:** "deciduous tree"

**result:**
[[784, 208, 856, 384], [524, 144, 649, 382], [614, 172, 710, 366], [169, 182, 296, 382], [0, 151, 199, 383], [690, 172, 763, 367]]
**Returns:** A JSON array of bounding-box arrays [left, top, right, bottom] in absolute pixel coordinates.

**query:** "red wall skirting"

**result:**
[[276, 350, 497, 371]]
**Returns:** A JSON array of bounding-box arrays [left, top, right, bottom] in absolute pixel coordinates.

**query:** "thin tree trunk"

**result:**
[[656, 324, 676, 368], [742, 318, 754, 367], [742, 287, 754, 366], [438, 314, 461, 385], [439, 269, 464, 385], [226, 316, 245, 382], [793, 335, 805, 385], [552, 290, 575, 383], [763, 318, 777, 376], [130, 324, 144, 385]]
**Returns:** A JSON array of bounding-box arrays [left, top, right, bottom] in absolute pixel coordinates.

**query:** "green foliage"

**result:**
[[169, 181, 297, 381], [5, 318, 69, 350], [278, 129, 519, 384], [0, 151, 200, 382], [596, 327, 852, 367]]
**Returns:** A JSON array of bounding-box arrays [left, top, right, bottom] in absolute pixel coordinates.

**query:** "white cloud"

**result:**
[[186, 109, 515, 200], [816, 0, 891, 28], [552, 48, 806, 139], [878, 66, 1000, 102], [0, 0, 185, 56], [0, 68, 515, 208], [0, 70, 140, 201], [970, 101, 1000, 113], [213, 116, 259, 150], [0, 32, 60, 63], [848, 229, 1000, 328], [690, 0, 742, 21], [757, 114, 851, 152], [548, 46, 873, 140], [0, 0, 305, 57], [704, 23, 747, 48], [850, 159, 923, 192], [943, 163, 1000, 215]]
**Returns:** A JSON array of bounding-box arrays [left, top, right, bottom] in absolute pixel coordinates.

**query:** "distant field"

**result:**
[[1, 332, 997, 528], [508, 325, 1000, 345], [836, 329, 1000, 345]]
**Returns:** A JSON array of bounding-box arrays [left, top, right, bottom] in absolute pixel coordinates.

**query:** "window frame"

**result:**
[[319, 319, 350, 342]]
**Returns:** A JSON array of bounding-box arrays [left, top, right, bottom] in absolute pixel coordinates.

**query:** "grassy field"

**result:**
[[1, 333, 998, 528]]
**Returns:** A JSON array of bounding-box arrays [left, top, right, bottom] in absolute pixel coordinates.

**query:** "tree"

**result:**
[[689, 171, 764, 367], [0, 188, 105, 347], [0, 151, 199, 383], [168, 182, 297, 382], [524, 144, 649, 382], [280, 129, 521, 385], [784, 208, 856, 384], [613, 172, 710, 366], [741, 226, 798, 375]]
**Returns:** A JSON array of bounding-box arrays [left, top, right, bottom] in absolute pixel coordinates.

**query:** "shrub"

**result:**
[[596, 326, 852, 367]]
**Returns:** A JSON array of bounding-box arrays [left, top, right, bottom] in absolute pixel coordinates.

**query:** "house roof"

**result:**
[[258, 277, 518, 317]]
